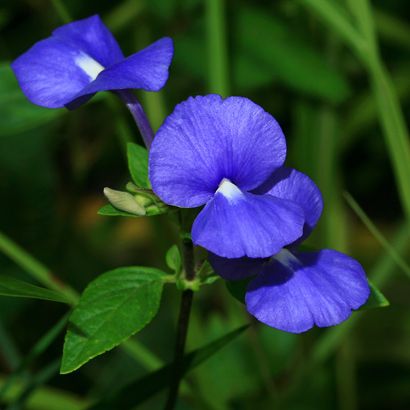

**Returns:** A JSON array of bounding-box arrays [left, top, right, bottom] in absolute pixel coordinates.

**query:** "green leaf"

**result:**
[[127, 142, 150, 188], [358, 281, 389, 310], [98, 204, 140, 218], [87, 325, 249, 410], [0, 63, 62, 136], [165, 245, 181, 273], [0, 275, 70, 304], [61, 267, 166, 374], [98, 201, 168, 218]]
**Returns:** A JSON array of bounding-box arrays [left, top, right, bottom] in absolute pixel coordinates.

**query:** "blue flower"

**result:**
[[149, 94, 306, 258], [11, 15, 173, 109], [209, 167, 370, 333]]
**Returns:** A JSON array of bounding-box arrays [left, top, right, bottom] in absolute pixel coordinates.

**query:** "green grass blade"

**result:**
[[0, 315, 68, 400], [300, 0, 410, 223], [0, 232, 78, 305], [206, 0, 230, 96], [374, 8, 410, 49], [0, 276, 72, 304], [344, 192, 410, 278], [298, 0, 364, 54], [87, 325, 249, 409], [7, 360, 60, 410]]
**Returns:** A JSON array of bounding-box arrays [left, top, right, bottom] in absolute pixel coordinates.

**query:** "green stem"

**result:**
[[50, 0, 71, 23], [164, 239, 195, 410], [206, 0, 230, 96]]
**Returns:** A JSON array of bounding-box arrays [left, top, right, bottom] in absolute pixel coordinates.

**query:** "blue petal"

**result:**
[[255, 167, 323, 241], [12, 15, 173, 109], [52, 15, 124, 66], [208, 253, 265, 280], [149, 95, 287, 208], [192, 180, 304, 258], [69, 37, 174, 107], [11, 37, 95, 108], [245, 249, 370, 333]]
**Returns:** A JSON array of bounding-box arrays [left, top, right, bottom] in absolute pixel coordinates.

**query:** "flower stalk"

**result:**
[[165, 238, 195, 410], [117, 90, 155, 149]]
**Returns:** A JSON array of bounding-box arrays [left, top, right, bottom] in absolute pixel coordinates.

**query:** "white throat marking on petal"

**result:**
[[216, 178, 242, 202], [75, 53, 104, 81], [274, 249, 301, 268]]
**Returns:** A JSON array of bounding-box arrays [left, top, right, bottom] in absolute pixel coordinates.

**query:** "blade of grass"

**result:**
[[50, 0, 70, 23], [205, 0, 230, 96], [0, 232, 77, 305], [374, 8, 410, 49], [0, 375, 88, 410], [6, 359, 60, 410], [298, 0, 365, 55], [0, 315, 68, 400], [0, 322, 20, 371], [88, 325, 248, 410], [344, 192, 410, 278], [299, 0, 410, 223]]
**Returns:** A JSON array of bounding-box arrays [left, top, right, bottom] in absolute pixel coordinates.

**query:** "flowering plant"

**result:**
[[3, 10, 395, 410]]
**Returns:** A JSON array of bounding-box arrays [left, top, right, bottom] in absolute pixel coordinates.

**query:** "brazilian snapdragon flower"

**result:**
[[209, 167, 370, 333], [149, 94, 306, 258], [11, 15, 173, 147]]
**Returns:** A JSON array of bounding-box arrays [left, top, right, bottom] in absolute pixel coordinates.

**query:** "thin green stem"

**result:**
[[50, 0, 71, 23], [344, 192, 410, 278], [206, 0, 230, 96], [164, 239, 195, 410]]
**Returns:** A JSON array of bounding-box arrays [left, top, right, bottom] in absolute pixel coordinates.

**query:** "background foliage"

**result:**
[[0, 0, 409, 409]]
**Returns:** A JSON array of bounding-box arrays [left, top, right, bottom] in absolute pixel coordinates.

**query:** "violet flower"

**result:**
[[210, 167, 370, 333], [11, 15, 173, 147], [149, 94, 305, 258]]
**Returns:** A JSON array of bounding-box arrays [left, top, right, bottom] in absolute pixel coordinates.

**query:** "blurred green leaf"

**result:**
[[175, 7, 351, 101], [358, 281, 389, 310], [0, 275, 70, 304], [61, 267, 166, 374], [166, 245, 181, 274], [0, 315, 68, 400], [0, 63, 62, 136], [87, 325, 249, 410], [127, 142, 150, 188], [234, 7, 351, 102]]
